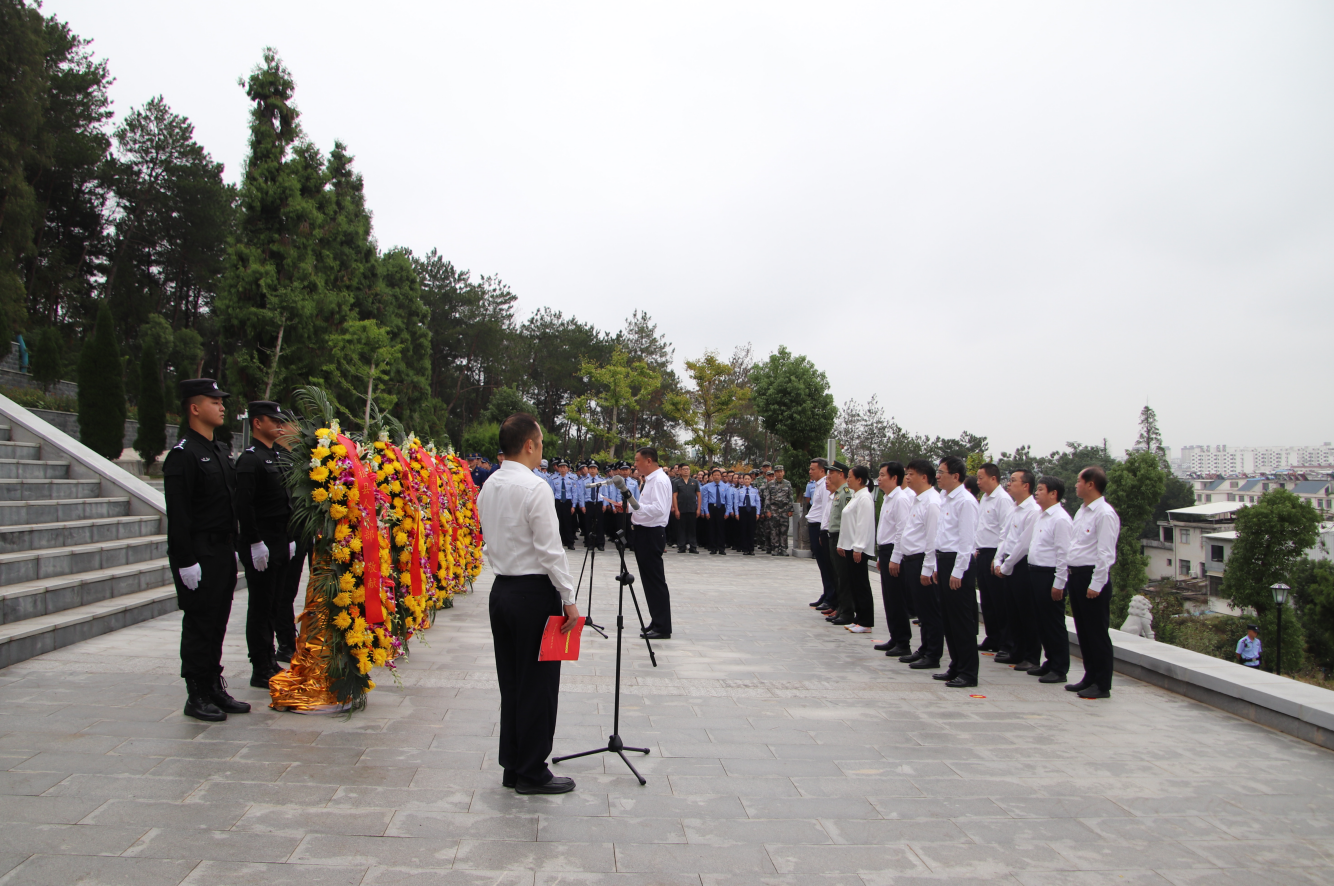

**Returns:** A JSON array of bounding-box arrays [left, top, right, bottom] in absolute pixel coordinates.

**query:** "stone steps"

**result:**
[[0, 497, 131, 526], [0, 440, 41, 460], [0, 557, 172, 624], [0, 478, 103, 501], [0, 534, 167, 587], [0, 584, 179, 669], [0, 514, 162, 554], [0, 458, 69, 480]]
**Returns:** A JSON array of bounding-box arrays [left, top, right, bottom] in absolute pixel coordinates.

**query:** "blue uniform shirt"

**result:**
[[736, 485, 759, 510], [1237, 635, 1261, 666], [549, 472, 576, 502]]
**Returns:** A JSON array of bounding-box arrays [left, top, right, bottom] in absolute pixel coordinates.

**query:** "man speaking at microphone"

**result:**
[[627, 447, 674, 640], [478, 414, 581, 794]]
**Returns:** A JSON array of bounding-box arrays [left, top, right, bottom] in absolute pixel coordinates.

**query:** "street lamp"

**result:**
[[1271, 583, 1290, 677]]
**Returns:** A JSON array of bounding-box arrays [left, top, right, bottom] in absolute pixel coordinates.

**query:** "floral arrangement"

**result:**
[[402, 437, 455, 614], [444, 452, 484, 587], [363, 434, 421, 652]]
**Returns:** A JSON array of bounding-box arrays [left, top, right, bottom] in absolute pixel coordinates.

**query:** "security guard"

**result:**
[[275, 411, 307, 664], [164, 379, 249, 722], [235, 400, 294, 688], [1236, 625, 1262, 668]]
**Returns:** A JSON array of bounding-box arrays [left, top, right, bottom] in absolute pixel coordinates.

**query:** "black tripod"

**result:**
[[572, 539, 608, 639], [553, 529, 656, 784]]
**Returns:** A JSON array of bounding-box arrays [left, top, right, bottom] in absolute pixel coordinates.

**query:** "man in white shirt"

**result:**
[[932, 456, 981, 688], [873, 461, 914, 656], [994, 469, 1041, 669], [478, 413, 581, 795], [805, 459, 837, 610], [1066, 466, 1121, 699], [891, 459, 944, 669], [1026, 475, 1075, 684], [974, 463, 1015, 655], [632, 447, 674, 640]]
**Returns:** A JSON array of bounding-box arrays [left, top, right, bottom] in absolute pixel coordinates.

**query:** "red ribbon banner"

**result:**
[[338, 434, 384, 626], [388, 444, 425, 599], [424, 454, 443, 578]]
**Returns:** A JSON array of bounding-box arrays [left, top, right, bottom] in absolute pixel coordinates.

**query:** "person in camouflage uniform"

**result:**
[[762, 464, 794, 556], [752, 465, 770, 551]]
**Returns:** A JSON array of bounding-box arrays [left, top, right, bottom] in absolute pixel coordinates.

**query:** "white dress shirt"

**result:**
[[975, 486, 1015, 550], [1027, 503, 1074, 590], [478, 460, 575, 604], [1069, 496, 1121, 590], [806, 482, 828, 525], [876, 486, 912, 547], [997, 496, 1041, 575], [838, 486, 875, 554], [935, 484, 980, 579], [630, 466, 671, 528], [818, 487, 835, 530], [891, 486, 941, 572]]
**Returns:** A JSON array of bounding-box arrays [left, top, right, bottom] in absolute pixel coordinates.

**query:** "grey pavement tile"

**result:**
[[359, 747, 490, 770], [189, 779, 340, 807], [669, 776, 799, 798], [14, 751, 160, 776], [907, 841, 1075, 875], [290, 834, 459, 868], [1157, 868, 1326, 886], [717, 759, 841, 778], [907, 777, 1041, 799], [539, 816, 688, 845], [79, 721, 213, 740], [124, 827, 302, 863], [739, 797, 881, 820], [455, 839, 615, 872], [0, 732, 124, 755], [388, 811, 540, 842], [112, 737, 246, 759], [280, 763, 417, 788], [682, 818, 830, 846], [1179, 839, 1333, 868], [866, 797, 1010, 819], [610, 795, 746, 820], [145, 757, 293, 783], [0, 854, 199, 886], [790, 776, 921, 798], [0, 770, 68, 795], [0, 821, 149, 856], [659, 744, 776, 760], [1080, 815, 1228, 843], [1012, 872, 1175, 886], [818, 818, 969, 844], [764, 843, 926, 874], [234, 743, 366, 766], [538, 874, 698, 886], [366, 869, 534, 886], [613, 843, 775, 874], [235, 804, 395, 837], [83, 799, 251, 830], [0, 795, 102, 824], [179, 860, 370, 885], [957, 817, 1101, 844], [768, 745, 887, 762], [1051, 840, 1220, 871], [701, 876, 867, 886], [41, 773, 200, 802], [992, 797, 1134, 819]]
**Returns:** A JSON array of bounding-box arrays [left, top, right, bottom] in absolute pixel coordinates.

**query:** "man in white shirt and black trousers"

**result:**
[[932, 456, 981, 688], [1026, 475, 1075, 685], [478, 414, 581, 794], [891, 459, 944, 670], [1066, 466, 1121, 699], [633, 447, 674, 640]]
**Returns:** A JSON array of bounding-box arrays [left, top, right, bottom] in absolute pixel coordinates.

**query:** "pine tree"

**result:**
[[1135, 405, 1168, 471], [134, 341, 166, 466], [30, 327, 64, 393], [77, 302, 127, 458]]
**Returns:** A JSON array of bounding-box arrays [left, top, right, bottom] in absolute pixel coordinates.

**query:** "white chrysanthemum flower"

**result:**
[[378, 429, 390, 442], [310, 456, 323, 469]]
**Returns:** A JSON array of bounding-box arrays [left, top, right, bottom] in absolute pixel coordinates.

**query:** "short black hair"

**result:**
[[906, 458, 936, 485], [498, 413, 541, 456], [810, 458, 828, 472], [1011, 469, 1035, 495], [710, 467, 722, 476], [636, 446, 658, 464], [1038, 475, 1066, 500], [850, 464, 871, 486], [978, 462, 1001, 481], [964, 476, 980, 497], [1079, 465, 1108, 494], [878, 461, 905, 485], [939, 455, 967, 482]]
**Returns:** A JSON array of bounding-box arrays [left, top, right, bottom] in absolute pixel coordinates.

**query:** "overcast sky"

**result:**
[[49, 1, 1334, 456]]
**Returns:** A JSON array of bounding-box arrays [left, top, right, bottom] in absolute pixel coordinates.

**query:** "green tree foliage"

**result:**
[[460, 422, 500, 462], [134, 340, 165, 465], [482, 386, 535, 424], [517, 307, 608, 435], [565, 347, 660, 457], [999, 441, 1118, 515], [29, 326, 64, 391], [1220, 489, 1322, 616], [750, 346, 836, 454], [1289, 557, 1334, 671], [683, 351, 749, 465], [1134, 405, 1169, 470], [76, 301, 126, 457], [1105, 450, 1167, 623]]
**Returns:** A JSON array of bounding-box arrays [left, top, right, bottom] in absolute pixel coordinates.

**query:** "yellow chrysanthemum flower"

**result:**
[[338, 572, 355, 591], [344, 629, 360, 646], [333, 547, 351, 563], [349, 537, 363, 553], [311, 488, 328, 502], [366, 679, 376, 690], [317, 428, 333, 438], [334, 524, 351, 541], [390, 480, 402, 494], [353, 616, 368, 634], [333, 610, 353, 629], [309, 466, 329, 483], [377, 483, 390, 495], [330, 484, 346, 501], [374, 441, 386, 450], [352, 585, 365, 603], [351, 560, 364, 576], [402, 517, 414, 531], [329, 504, 348, 520], [358, 659, 374, 675], [312, 446, 331, 460], [332, 444, 347, 457], [372, 647, 389, 666], [393, 531, 408, 548], [333, 592, 351, 608]]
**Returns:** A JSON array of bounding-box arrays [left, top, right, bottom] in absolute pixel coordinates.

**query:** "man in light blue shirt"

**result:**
[[1236, 625, 1261, 668], [701, 468, 734, 555]]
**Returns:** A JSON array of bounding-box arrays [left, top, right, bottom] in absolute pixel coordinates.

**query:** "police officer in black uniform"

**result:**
[[164, 379, 250, 722], [235, 400, 295, 688]]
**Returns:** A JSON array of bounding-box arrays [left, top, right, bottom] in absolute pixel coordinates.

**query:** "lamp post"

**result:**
[[1271, 582, 1290, 676]]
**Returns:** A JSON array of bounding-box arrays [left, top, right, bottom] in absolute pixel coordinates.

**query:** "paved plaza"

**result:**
[[2, 551, 1333, 885]]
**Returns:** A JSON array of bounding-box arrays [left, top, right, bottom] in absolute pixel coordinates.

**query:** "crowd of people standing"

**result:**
[[803, 456, 1121, 697]]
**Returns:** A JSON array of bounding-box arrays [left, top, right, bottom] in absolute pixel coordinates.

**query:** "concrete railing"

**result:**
[[0, 393, 165, 522], [1069, 618, 1334, 751]]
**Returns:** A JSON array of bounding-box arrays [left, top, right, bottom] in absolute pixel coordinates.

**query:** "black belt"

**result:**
[[1029, 564, 1056, 573]]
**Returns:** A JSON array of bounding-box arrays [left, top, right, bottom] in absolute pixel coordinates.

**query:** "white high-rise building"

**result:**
[[1173, 444, 1334, 476]]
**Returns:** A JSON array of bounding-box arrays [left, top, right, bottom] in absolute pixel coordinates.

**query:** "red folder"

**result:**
[[538, 616, 585, 661]]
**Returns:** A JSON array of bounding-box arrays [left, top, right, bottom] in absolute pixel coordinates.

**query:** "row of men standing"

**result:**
[[688, 464, 795, 556], [803, 457, 1120, 697]]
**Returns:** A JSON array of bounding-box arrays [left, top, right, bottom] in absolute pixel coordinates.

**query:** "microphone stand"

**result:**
[[553, 529, 655, 784], [572, 543, 608, 639]]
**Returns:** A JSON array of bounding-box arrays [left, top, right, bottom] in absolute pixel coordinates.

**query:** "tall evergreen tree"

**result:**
[[77, 301, 126, 458], [134, 340, 165, 465], [29, 325, 64, 392]]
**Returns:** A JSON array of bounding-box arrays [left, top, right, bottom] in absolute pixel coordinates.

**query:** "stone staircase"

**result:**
[[0, 420, 178, 669]]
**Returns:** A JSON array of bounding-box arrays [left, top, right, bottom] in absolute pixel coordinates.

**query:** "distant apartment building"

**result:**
[[1190, 476, 1333, 515], [1174, 444, 1334, 475]]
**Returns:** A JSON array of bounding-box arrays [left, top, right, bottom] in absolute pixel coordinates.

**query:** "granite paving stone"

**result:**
[[0, 553, 1331, 881]]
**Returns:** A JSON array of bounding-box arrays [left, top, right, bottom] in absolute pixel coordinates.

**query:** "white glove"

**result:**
[[251, 541, 270, 572], [289, 541, 296, 558], [179, 563, 202, 590]]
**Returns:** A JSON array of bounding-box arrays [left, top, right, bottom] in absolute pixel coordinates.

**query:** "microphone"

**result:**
[[585, 478, 616, 488], [611, 474, 641, 511]]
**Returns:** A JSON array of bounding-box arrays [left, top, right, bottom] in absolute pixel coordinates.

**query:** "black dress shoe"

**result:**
[[883, 645, 910, 658], [873, 641, 895, 651], [909, 658, 940, 670], [993, 653, 1016, 664], [689, 548, 699, 554], [899, 650, 924, 663], [502, 770, 516, 788], [183, 678, 226, 722], [1038, 672, 1066, 684], [1026, 666, 1049, 677], [208, 677, 251, 714], [709, 550, 717, 555], [515, 775, 576, 794], [250, 667, 274, 689], [643, 630, 671, 640], [810, 600, 825, 608], [829, 617, 853, 626], [1065, 680, 1090, 692], [945, 677, 978, 688], [1010, 660, 1037, 671], [1077, 686, 1111, 699], [932, 672, 956, 681], [274, 646, 295, 663], [977, 641, 997, 652]]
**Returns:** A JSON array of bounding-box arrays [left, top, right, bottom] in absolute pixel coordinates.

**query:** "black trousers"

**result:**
[[936, 552, 979, 683], [583, 502, 605, 548], [633, 525, 671, 634], [902, 553, 943, 661], [176, 536, 239, 681], [738, 506, 757, 553], [846, 550, 874, 627], [1005, 558, 1040, 665], [1028, 565, 1070, 677], [677, 511, 698, 551], [554, 501, 575, 548], [489, 574, 564, 784], [826, 530, 850, 618], [697, 510, 709, 548], [878, 546, 912, 648], [1068, 565, 1114, 690], [275, 538, 309, 652], [976, 548, 1006, 650], [810, 522, 835, 604], [707, 505, 727, 553], [240, 531, 291, 669]]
